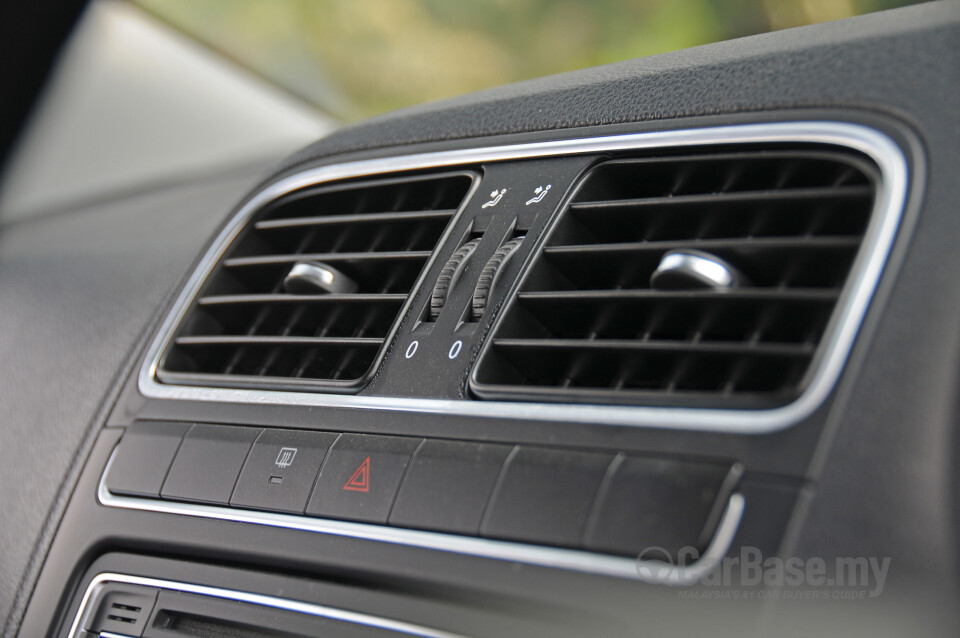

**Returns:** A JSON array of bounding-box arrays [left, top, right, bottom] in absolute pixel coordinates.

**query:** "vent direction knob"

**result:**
[[430, 239, 482, 320], [472, 236, 525, 321], [650, 249, 750, 291], [283, 261, 359, 295]]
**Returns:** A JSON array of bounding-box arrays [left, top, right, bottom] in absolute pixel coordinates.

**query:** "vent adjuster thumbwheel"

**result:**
[[471, 237, 525, 321], [430, 239, 482, 321]]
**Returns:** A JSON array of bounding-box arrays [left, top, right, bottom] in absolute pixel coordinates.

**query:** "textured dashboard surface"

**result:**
[[2, 3, 959, 636], [278, 2, 959, 172], [0, 164, 272, 634]]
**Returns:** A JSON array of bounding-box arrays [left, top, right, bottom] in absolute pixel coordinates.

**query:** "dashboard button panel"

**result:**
[[305, 434, 421, 524], [582, 456, 739, 558], [160, 424, 261, 505], [231, 429, 338, 514], [389, 440, 512, 534], [104, 421, 190, 498], [106, 422, 741, 562], [480, 447, 614, 547]]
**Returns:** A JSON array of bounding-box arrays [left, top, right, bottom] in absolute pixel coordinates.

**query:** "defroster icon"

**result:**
[[275, 447, 297, 469]]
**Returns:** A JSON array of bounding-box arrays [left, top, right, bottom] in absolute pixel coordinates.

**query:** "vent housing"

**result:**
[[472, 148, 879, 408], [159, 172, 473, 391]]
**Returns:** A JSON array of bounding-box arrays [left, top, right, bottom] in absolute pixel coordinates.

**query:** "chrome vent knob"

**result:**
[[650, 249, 750, 290], [283, 261, 359, 295]]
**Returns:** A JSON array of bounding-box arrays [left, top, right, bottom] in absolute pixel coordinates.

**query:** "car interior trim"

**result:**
[[97, 446, 746, 585], [66, 572, 470, 638], [138, 121, 908, 433]]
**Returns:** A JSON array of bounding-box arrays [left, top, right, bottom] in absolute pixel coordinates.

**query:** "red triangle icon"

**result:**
[[342, 456, 370, 492]]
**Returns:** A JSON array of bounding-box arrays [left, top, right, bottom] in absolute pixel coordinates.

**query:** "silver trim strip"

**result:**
[[98, 448, 745, 586], [67, 573, 469, 638], [139, 122, 908, 433]]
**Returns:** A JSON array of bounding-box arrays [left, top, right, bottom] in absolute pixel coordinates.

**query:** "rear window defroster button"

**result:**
[[231, 429, 338, 514]]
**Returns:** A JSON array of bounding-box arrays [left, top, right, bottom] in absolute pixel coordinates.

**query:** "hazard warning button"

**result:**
[[306, 434, 420, 523]]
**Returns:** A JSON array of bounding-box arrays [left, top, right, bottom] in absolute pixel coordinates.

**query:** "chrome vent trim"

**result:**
[[140, 122, 908, 434], [471, 149, 878, 407], [157, 172, 478, 392]]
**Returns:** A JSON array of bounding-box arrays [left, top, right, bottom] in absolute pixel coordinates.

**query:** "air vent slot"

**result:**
[[472, 149, 878, 408], [159, 172, 473, 391]]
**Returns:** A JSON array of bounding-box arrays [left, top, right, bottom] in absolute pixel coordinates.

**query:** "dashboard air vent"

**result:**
[[159, 172, 473, 391], [472, 149, 878, 408]]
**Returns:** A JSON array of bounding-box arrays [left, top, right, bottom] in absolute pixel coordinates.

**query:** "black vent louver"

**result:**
[[160, 172, 473, 391], [472, 148, 879, 408]]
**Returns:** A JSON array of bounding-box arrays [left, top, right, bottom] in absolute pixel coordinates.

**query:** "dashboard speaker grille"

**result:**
[[159, 172, 473, 391], [471, 148, 879, 408]]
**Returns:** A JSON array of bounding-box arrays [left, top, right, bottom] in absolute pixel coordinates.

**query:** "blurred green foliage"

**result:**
[[135, 0, 922, 121]]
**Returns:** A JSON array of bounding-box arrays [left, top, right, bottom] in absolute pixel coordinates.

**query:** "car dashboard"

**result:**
[[1, 3, 959, 637]]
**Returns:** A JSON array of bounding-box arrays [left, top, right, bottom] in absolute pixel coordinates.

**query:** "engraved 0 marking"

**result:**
[[448, 340, 463, 360], [405, 341, 419, 359]]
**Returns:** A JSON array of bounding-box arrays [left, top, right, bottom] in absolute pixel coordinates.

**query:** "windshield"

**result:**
[[134, 0, 922, 123]]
